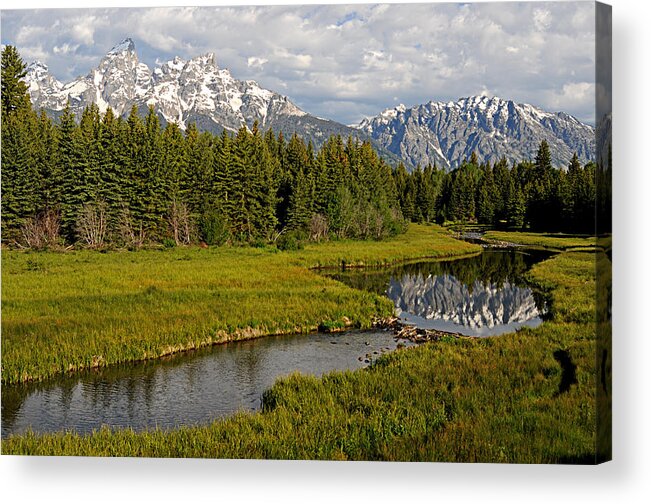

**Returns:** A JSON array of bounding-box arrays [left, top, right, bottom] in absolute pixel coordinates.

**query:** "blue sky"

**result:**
[[1, 1, 597, 125]]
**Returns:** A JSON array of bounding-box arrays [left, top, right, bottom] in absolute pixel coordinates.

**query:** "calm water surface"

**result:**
[[2, 330, 408, 437], [2, 248, 549, 437], [328, 248, 550, 336]]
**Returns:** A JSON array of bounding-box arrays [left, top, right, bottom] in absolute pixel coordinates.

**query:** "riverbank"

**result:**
[[3, 239, 603, 462], [1, 224, 479, 385], [483, 230, 598, 251]]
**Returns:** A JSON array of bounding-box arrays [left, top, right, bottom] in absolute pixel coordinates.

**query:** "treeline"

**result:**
[[393, 146, 598, 234], [2, 45, 601, 250], [2, 46, 405, 249]]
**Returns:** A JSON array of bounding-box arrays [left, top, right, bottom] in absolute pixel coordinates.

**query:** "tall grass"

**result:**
[[483, 230, 597, 251], [1, 224, 479, 384], [3, 237, 601, 462]]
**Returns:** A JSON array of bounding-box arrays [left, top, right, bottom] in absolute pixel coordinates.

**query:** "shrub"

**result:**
[[19, 208, 62, 249], [309, 213, 329, 241], [199, 211, 230, 246], [76, 201, 108, 248], [276, 230, 304, 251]]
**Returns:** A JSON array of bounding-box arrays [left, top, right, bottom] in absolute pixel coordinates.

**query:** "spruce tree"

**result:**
[[1, 106, 39, 239], [34, 109, 62, 211], [476, 163, 497, 225], [506, 177, 526, 229], [1, 45, 31, 118], [212, 129, 233, 221], [57, 104, 87, 242], [1, 45, 39, 241]]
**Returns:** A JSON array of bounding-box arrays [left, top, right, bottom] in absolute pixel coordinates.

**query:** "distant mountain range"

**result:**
[[24, 38, 377, 153], [357, 96, 595, 169], [24, 38, 596, 170]]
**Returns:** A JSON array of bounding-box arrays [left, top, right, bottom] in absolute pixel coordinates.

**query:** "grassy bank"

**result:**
[[3, 235, 600, 462], [483, 230, 597, 251], [1, 224, 479, 385]]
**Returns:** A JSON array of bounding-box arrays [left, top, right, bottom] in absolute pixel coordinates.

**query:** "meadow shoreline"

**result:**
[[1, 224, 480, 385], [3, 241, 604, 462]]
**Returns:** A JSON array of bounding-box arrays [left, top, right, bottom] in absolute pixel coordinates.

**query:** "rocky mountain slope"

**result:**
[[356, 96, 595, 169], [23, 38, 370, 151], [24, 39, 595, 171]]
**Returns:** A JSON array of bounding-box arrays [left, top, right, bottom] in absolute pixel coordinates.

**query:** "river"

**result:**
[[1, 247, 549, 437]]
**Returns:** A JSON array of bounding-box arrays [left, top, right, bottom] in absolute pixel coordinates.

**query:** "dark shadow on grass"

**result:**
[[541, 233, 593, 239], [553, 349, 578, 395], [556, 453, 597, 464]]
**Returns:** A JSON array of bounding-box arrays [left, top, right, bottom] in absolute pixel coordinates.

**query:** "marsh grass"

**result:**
[[1, 224, 479, 384], [3, 234, 600, 462], [483, 230, 597, 251]]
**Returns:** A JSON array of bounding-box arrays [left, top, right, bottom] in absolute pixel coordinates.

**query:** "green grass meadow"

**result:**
[[1, 224, 479, 385], [483, 230, 599, 251], [2, 229, 604, 462]]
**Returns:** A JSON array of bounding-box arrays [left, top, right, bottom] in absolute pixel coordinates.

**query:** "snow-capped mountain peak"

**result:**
[[23, 39, 314, 134], [22, 39, 595, 170], [24, 61, 65, 108], [357, 95, 595, 169], [107, 38, 136, 56], [26, 60, 50, 77]]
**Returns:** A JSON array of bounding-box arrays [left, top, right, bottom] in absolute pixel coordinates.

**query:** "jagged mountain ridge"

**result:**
[[387, 273, 542, 336], [24, 39, 595, 171], [23, 38, 383, 154], [356, 96, 596, 170]]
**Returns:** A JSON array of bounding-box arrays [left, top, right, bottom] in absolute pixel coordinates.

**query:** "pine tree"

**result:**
[[448, 165, 476, 222], [140, 106, 166, 238], [286, 168, 312, 231], [34, 109, 62, 210], [527, 141, 555, 230], [212, 129, 233, 220], [79, 104, 103, 203], [476, 163, 497, 225], [492, 157, 510, 224], [1, 45, 40, 241], [57, 104, 87, 242], [98, 108, 123, 232], [280, 133, 310, 226], [1, 107, 39, 239], [535, 139, 553, 176], [229, 126, 252, 239], [1, 45, 31, 118], [246, 121, 279, 238], [506, 177, 526, 229]]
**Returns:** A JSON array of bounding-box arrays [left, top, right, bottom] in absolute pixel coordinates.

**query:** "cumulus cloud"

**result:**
[[0, 1, 597, 125], [533, 8, 552, 32], [53, 43, 79, 55], [247, 57, 268, 69]]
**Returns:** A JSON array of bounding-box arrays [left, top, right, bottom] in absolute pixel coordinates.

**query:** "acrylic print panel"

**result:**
[[0, 1, 611, 463]]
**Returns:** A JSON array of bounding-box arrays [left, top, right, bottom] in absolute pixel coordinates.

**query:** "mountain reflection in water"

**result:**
[[389, 274, 541, 336], [329, 249, 550, 337]]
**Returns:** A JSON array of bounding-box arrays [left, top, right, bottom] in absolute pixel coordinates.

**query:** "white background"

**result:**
[[1, 1, 649, 502]]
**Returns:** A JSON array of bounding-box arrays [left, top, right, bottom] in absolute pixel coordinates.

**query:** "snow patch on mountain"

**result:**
[[23, 38, 310, 135], [357, 95, 595, 170]]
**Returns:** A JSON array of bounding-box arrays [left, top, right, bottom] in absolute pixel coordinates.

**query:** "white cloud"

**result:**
[[533, 8, 552, 32], [15, 25, 49, 45], [18, 44, 49, 61], [543, 81, 595, 122], [0, 1, 597, 125], [247, 56, 268, 69], [53, 43, 79, 55]]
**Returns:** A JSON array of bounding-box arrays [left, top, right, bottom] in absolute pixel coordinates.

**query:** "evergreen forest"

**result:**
[[2, 45, 601, 250]]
